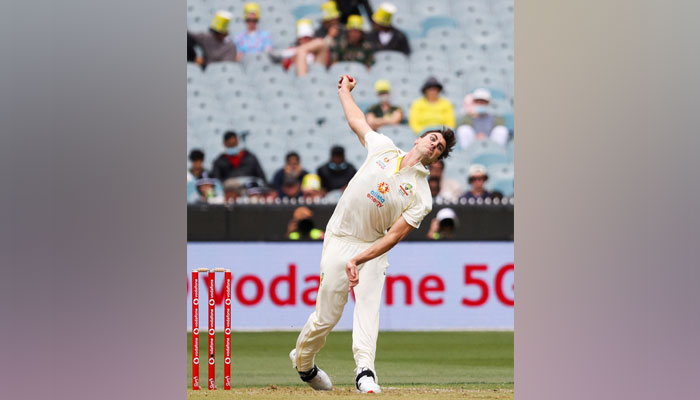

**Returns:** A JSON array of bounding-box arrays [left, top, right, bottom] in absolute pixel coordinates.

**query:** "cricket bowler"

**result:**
[[290, 75, 456, 393]]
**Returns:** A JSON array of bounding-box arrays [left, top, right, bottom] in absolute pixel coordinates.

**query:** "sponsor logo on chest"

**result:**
[[375, 156, 391, 169], [367, 182, 390, 208]]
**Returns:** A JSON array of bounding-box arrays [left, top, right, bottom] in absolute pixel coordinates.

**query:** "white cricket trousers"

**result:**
[[294, 233, 388, 374]]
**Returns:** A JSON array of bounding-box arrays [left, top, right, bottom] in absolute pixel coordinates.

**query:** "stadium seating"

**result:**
[[443, 150, 471, 186], [470, 151, 508, 168], [413, 0, 450, 17], [487, 177, 514, 197], [292, 4, 320, 20], [465, 139, 506, 157], [487, 163, 514, 179], [187, 0, 515, 197], [421, 16, 458, 35]]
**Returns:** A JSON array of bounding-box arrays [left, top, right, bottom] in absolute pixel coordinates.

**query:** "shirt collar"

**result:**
[[396, 149, 430, 176]]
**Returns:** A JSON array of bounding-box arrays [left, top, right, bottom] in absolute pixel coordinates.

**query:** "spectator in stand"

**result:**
[[456, 88, 509, 149], [272, 152, 308, 196], [301, 173, 324, 201], [329, 15, 375, 68], [287, 207, 325, 240], [275, 19, 331, 74], [459, 164, 491, 201], [426, 208, 458, 240], [428, 160, 462, 203], [271, 2, 341, 75], [288, 11, 374, 76], [233, 2, 273, 61], [279, 175, 303, 200], [366, 3, 411, 56], [428, 176, 446, 202], [194, 177, 224, 205], [317, 145, 357, 194], [211, 131, 266, 183], [335, 0, 373, 24], [189, 11, 237, 65], [222, 178, 243, 205], [366, 79, 403, 131], [245, 180, 274, 201], [315, 1, 344, 39], [187, 149, 210, 182], [408, 77, 456, 134]]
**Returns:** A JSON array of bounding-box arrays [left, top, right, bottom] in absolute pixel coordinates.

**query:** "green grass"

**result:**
[[186, 331, 512, 398]]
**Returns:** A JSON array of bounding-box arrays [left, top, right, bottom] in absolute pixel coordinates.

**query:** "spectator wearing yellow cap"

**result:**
[[233, 2, 273, 61], [188, 10, 238, 64], [366, 3, 411, 55], [314, 1, 345, 40], [329, 15, 375, 68], [366, 80, 404, 130], [408, 76, 456, 134], [301, 173, 323, 201]]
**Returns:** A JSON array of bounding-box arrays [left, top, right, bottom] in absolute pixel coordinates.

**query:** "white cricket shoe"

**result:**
[[356, 367, 381, 393], [289, 349, 332, 391]]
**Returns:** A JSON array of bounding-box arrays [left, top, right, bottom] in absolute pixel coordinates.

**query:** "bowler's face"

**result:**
[[415, 132, 447, 163]]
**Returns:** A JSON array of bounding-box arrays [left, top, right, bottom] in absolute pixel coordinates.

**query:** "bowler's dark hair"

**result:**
[[420, 128, 456, 161]]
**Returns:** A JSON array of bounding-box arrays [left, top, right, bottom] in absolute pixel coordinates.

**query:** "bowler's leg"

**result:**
[[351, 254, 388, 375], [294, 237, 353, 371]]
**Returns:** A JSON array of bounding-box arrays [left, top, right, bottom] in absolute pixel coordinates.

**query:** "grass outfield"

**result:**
[[187, 331, 513, 399]]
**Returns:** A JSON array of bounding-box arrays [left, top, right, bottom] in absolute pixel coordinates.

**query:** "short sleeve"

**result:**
[[402, 193, 432, 229], [363, 130, 396, 154]]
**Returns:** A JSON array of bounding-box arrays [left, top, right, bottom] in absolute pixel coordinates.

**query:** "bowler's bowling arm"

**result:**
[[351, 216, 414, 269], [338, 84, 372, 148]]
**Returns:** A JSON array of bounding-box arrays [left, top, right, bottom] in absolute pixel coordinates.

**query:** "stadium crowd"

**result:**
[[187, 1, 514, 205]]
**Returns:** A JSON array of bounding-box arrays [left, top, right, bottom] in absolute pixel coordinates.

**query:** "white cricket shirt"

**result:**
[[326, 130, 433, 242]]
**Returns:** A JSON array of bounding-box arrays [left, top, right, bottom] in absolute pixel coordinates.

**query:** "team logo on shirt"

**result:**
[[399, 183, 413, 197], [378, 182, 389, 194]]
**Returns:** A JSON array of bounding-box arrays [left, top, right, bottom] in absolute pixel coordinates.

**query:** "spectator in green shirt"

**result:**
[[329, 15, 375, 68], [366, 79, 403, 131]]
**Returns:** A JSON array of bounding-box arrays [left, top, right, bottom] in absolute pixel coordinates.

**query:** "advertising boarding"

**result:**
[[187, 242, 514, 331]]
